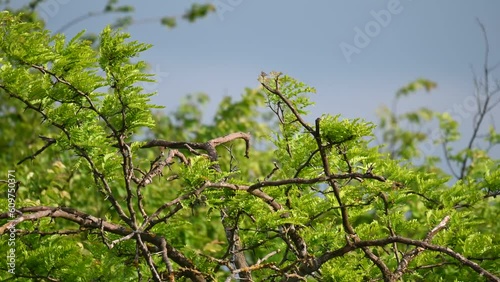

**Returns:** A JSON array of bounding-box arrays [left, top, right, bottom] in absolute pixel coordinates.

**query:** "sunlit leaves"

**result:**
[[320, 114, 374, 145], [99, 27, 151, 71], [181, 156, 230, 189]]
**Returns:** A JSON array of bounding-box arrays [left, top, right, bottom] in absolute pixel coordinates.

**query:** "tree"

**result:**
[[0, 11, 499, 282], [0, 0, 215, 35]]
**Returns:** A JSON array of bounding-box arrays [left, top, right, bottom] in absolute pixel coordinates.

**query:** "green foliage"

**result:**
[[320, 115, 375, 145], [0, 0, 215, 40], [0, 11, 499, 282]]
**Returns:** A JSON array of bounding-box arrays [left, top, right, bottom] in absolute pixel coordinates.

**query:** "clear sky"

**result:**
[[7, 1, 500, 154]]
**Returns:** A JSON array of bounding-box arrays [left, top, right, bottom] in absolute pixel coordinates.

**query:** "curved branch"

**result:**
[[307, 218, 499, 282], [141, 132, 251, 158], [364, 236, 499, 282], [0, 206, 207, 282]]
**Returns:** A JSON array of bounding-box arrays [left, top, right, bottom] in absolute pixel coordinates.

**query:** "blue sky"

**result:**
[[7, 1, 500, 158]]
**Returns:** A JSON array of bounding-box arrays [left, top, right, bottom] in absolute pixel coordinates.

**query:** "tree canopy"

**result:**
[[0, 8, 499, 282]]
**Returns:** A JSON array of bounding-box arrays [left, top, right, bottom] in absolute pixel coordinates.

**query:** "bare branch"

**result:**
[[141, 132, 251, 159], [459, 20, 498, 179]]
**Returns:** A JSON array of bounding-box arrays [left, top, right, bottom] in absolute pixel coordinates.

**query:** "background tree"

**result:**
[[0, 0, 215, 31], [0, 8, 499, 282]]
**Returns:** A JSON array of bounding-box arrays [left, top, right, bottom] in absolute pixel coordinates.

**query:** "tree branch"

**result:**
[[17, 135, 56, 165], [0, 206, 207, 282]]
